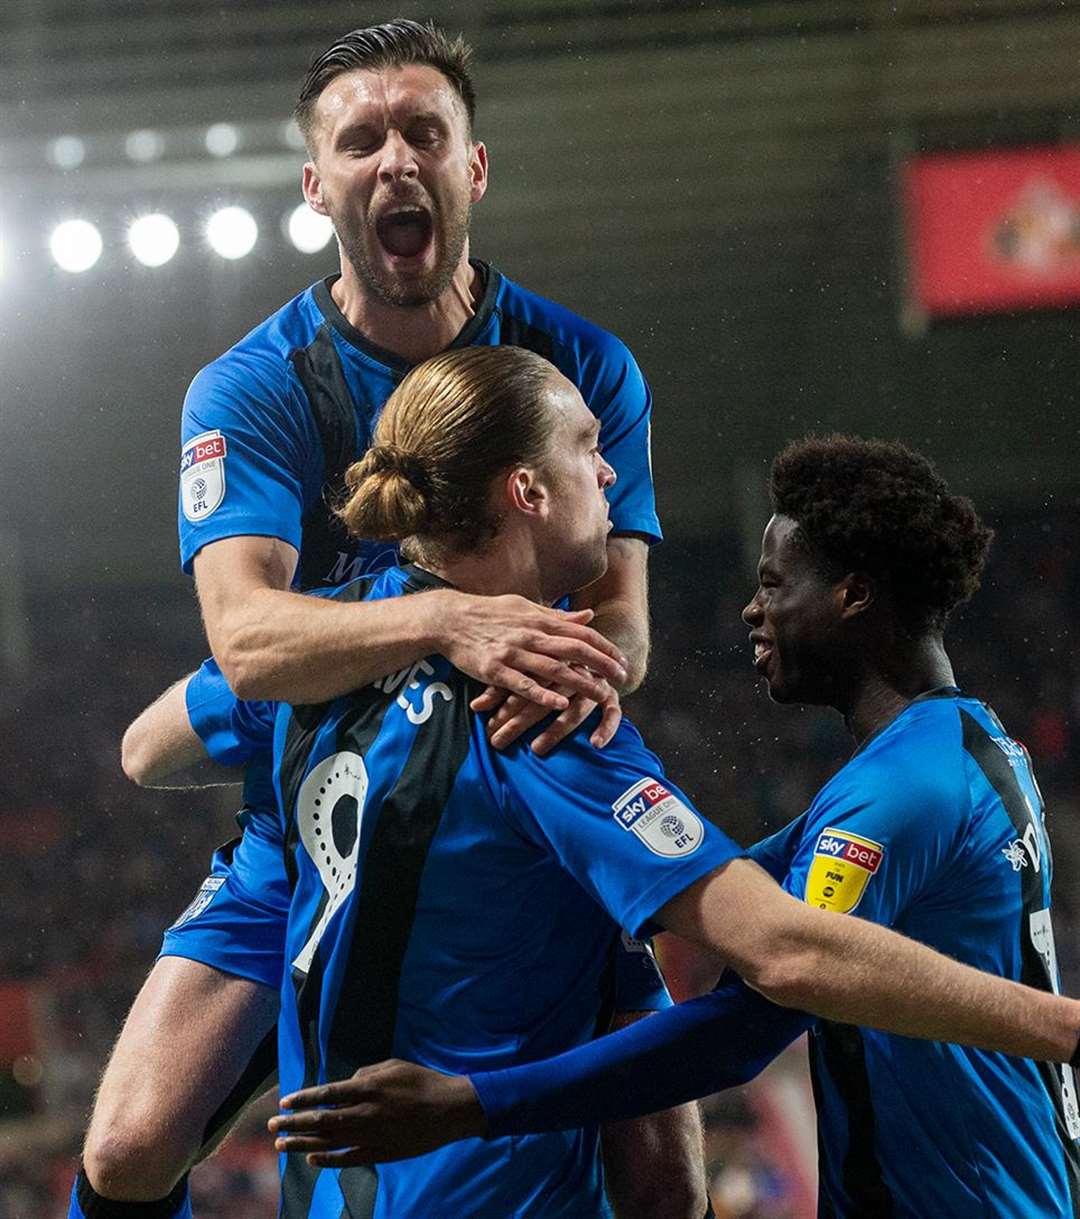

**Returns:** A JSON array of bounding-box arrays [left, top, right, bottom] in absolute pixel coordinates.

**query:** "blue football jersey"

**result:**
[[750, 689, 1080, 1218], [178, 263, 660, 586], [266, 564, 741, 1219]]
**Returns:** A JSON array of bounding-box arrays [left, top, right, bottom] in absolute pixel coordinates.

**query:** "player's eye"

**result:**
[[409, 125, 442, 147], [341, 130, 380, 155]]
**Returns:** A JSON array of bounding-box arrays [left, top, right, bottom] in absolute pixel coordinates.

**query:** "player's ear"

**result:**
[[837, 571, 875, 620], [302, 162, 328, 215], [469, 141, 489, 205], [504, 465, 547, 519]]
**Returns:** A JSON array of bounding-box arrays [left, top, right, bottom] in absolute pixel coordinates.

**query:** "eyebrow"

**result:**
[[333, 120, 378, 147], [403, 110, 449, 126]]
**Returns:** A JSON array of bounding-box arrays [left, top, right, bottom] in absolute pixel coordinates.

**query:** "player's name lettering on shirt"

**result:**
[[373, 658, 454, 726]]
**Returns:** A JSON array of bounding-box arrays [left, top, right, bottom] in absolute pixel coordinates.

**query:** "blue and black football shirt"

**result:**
[[241, 564, 743, 1219]]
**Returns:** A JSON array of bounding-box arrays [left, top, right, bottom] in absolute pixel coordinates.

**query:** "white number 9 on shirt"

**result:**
[[292, 751, 368, 973]]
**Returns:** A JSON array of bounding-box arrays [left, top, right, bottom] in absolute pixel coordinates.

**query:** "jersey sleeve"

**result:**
[[471, 971, 814, 1135], [179, 351, 319, 574], [185, 657, 276, 767], [782, 761, 965, 926], [494, 717, 742, 938], [746, 814, 807, 883], [567, 334, 660, 544]]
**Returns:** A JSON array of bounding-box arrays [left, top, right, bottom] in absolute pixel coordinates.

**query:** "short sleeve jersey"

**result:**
[[749, 690, 1080, 1219], [268, 564, 740, 1219], [178, 263, 660, 587]]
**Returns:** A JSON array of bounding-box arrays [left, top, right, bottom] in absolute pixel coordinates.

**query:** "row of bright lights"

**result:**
[[47, 121, 305, 170], [45, 204, 335, 273]]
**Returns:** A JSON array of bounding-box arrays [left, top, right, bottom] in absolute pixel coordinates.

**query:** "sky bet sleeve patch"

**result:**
[[806, 827, 884, 913], [612, 777, 704, 858], [181, 428, 228, 522]]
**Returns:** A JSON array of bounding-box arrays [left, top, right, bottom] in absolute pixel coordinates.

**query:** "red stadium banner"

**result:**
[[903, 144, 1080, 319]]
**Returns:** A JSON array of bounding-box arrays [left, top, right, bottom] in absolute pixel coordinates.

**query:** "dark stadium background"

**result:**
[[1, 3, 1078, 1215]]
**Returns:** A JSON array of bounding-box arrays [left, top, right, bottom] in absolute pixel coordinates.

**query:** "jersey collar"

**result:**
[[851, 685, 964, 759], [401, 563, 455, 593], [313, 260, 501, 375]]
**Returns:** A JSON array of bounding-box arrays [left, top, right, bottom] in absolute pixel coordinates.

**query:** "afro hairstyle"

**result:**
[[769, 434, 993, 635]]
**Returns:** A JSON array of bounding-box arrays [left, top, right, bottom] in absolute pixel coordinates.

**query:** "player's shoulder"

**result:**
[[486, 709, 648, 786], [493, 266, 640, 380], [320, 563, 417, 606], [813, 692, 972, 831], [186, 280, 326, 406]]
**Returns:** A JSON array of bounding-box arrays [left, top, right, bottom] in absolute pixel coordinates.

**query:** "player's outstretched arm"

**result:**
[[660, 858, 1080, 1062], [121, 676, 207, 786], [267, 973, 810, 1164], [194, 535, 628, 706]]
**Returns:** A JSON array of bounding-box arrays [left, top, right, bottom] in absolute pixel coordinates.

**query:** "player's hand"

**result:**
[[268, 1059, 485, 1165], [437, 593, 627, 712], [471, 676, 622, 755]]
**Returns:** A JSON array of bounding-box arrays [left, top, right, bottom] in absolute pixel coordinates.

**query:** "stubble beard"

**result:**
[[338, 195, 471, 310]]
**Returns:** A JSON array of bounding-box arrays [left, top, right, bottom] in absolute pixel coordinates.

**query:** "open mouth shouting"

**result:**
[[750, 634, 774, 676], [375, 204, 434, 262]]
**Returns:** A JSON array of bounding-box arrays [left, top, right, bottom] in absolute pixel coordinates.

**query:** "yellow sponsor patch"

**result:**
[[805, 827, 884, 914]]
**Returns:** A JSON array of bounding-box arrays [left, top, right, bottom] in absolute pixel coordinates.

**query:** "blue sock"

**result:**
[[68, 1167, 192, 1219]]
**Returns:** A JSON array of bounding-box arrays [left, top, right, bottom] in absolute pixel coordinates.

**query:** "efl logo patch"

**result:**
[[180, 429, 227, 522], [805, 828, 884, 914], [612, 777, 703, 858], [169, 875, 226, 929]]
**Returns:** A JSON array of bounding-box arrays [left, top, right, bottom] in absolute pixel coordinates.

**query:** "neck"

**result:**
[[331, 245, 478, 365], [842, 634, 956, 746], [422, 533, 548, 605]]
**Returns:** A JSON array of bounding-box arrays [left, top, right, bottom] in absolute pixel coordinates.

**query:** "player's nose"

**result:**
[[742, 591, 764, 625], [378, 129, 419, 181]]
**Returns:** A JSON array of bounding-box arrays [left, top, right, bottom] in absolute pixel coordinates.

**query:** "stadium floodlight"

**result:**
[[286, 203, 334, 254], [125, 129, 165, 163], [48, 135, 86, 170], [49, 219, 103, 273], [206, 206, 257, 259], [205, 123, 240, 158], [128, 213, 180, 267]]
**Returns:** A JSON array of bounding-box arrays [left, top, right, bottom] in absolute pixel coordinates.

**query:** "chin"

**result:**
[[765, 682, 795, 705], [560, 552, 608, 600], [765, 677, 823, 708]]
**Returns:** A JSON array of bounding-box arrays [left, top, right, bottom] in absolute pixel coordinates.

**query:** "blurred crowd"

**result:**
[[1, 501, 1077, 1218]]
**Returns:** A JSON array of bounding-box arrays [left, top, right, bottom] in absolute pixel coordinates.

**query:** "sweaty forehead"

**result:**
[[547, 373, 591, 429], [759, 514, 804, 568], [314, 64, 466, 133]]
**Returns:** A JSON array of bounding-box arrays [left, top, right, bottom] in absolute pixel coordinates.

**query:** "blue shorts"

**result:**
[[159, 802, 290, 992]]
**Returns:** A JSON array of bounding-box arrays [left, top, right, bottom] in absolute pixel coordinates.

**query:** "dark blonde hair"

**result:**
[[339, 346, 559, 563]]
